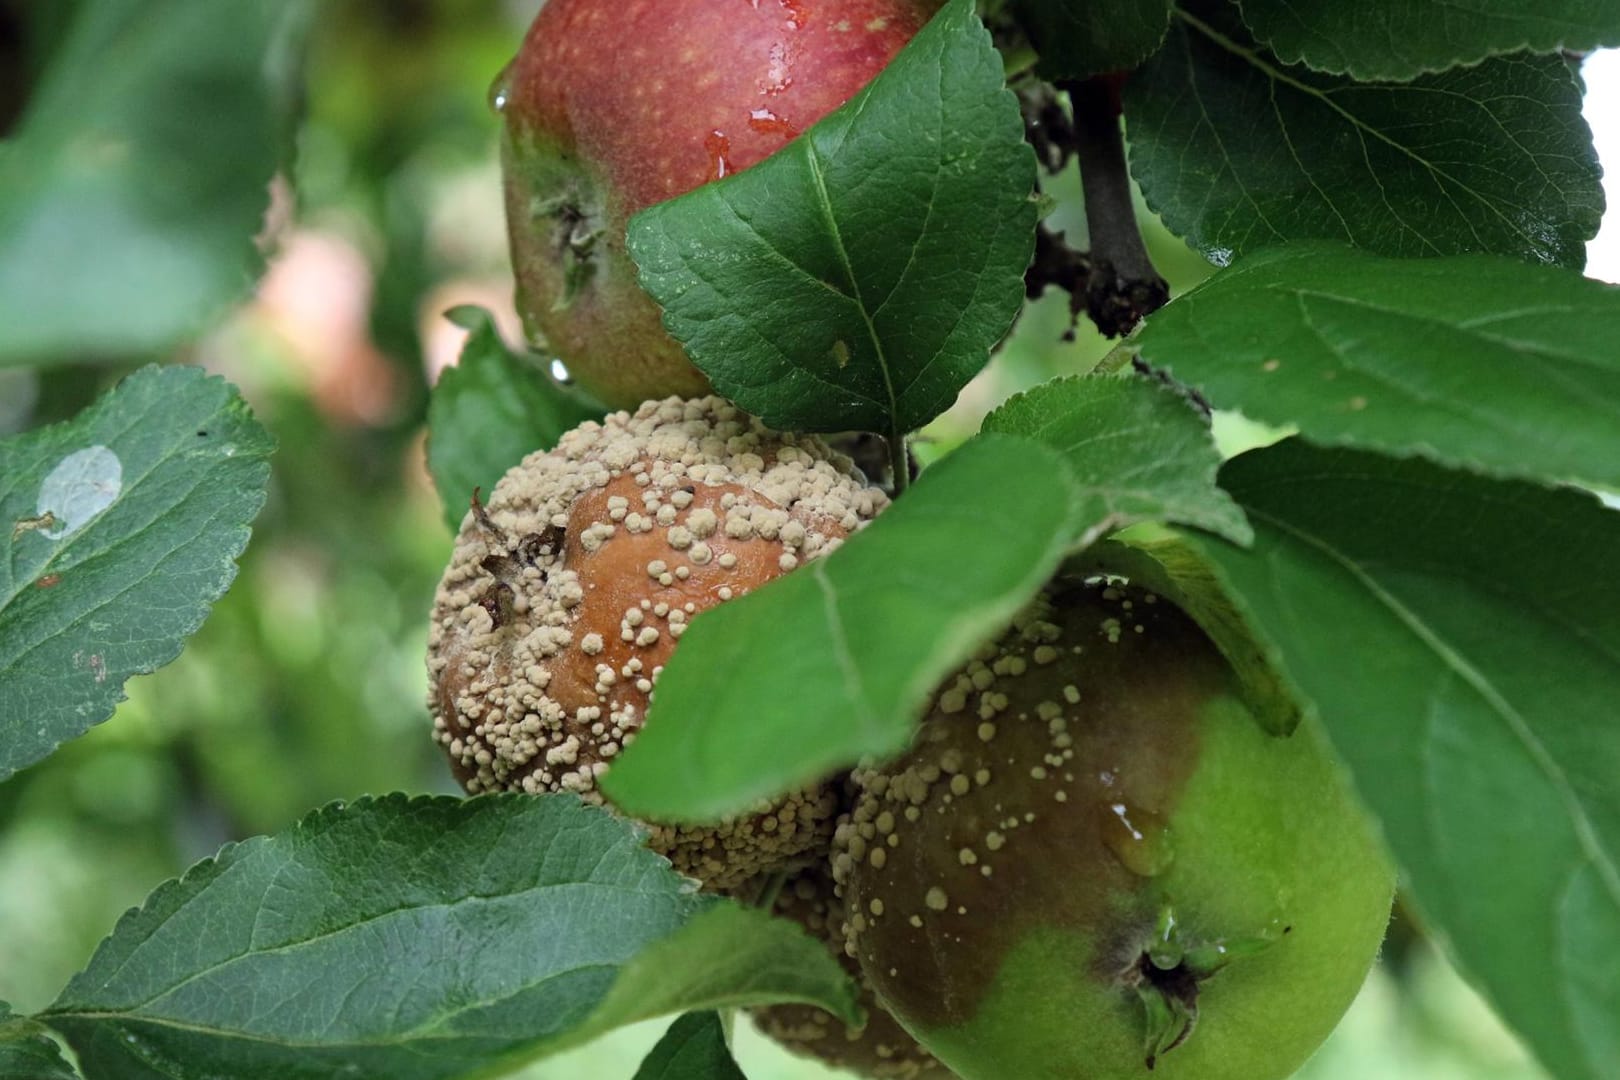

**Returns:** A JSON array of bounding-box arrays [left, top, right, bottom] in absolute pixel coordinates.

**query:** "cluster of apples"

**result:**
[[426, 2, 1395, 1078]]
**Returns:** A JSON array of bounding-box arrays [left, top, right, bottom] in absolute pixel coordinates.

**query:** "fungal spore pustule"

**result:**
[[427, 396, 887, 890]]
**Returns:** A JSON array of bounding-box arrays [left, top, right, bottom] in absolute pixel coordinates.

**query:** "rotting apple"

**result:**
[[496, 0, 936, 409], [425, 396, 888, 890], [832, 579, 1394, 1080], [750, 865, 955, 1079]]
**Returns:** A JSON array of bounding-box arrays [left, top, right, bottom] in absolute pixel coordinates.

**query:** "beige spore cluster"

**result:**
[[832, 588, 1085, 931], [427, 396, 887, 890]]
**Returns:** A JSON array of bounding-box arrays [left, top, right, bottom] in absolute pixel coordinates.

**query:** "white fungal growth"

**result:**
[[426, 396, 887, 890]]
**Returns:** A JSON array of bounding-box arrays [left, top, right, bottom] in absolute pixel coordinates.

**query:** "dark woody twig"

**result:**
[[1064, 77, 1169, 338], [1020, 77, 1170, 341]]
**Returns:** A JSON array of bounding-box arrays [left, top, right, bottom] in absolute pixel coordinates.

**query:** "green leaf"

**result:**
[[633, 1014, 746, 1080], [602, 435, 1082, 821], [1189, 440, 1620, 1080], [0, 366, 273, 781], [40, 795, 855, 1080], [0, 1003, 79, 1080], [1125, 5, 1601, 269], [981, 375, 1251, 546], [426, 306, 604, 533], [1237, 0, 1620, 81], [0, 0, 311, 365], [980, 377, 1283, 727], [1132, 243, 1620, 491], [594, 904, 860, 1034], [1013, 0, 1172, 79], [628, 0, 1037, 439]]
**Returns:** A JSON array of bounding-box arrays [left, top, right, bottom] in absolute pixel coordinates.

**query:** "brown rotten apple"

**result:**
[[498, 0, 934, 409], [426, 397, 887, 889], [832, 579, 1394, 1080], [751, 865, 954, 1079]]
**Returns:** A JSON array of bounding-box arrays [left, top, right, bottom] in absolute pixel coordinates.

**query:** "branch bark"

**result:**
[[1021, 78, 1170, 340], [1065, 77, 1169, 338]]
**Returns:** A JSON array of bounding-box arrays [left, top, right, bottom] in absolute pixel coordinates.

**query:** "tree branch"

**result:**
[[1065, 77, 1169, 338], [1021, 78, 1169, 340]]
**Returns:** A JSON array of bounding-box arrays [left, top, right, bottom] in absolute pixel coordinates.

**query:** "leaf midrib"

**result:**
[[800, 143, 901, 441]]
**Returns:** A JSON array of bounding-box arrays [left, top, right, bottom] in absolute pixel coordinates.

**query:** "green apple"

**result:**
[[497, 0, 934, 409], [832, 580, 1394, 1080]]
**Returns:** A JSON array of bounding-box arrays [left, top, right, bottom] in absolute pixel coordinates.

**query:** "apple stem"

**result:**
[[888, 431, 910, 496]]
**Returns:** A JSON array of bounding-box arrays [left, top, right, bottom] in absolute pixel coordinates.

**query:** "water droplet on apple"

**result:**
[[1098, 800, 1174, 877], [488, 61, 515, 114], [748, 107, 799, 140], [550, 358, 572, 384], [704, 129, 733, 180], [778, 0, 808, 29]]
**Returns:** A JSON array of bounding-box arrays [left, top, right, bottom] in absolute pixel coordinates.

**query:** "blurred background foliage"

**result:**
[[0, 1, 1554, 1077]]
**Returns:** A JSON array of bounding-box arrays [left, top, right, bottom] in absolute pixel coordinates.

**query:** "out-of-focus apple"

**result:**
[[497, 0, 935, 409]]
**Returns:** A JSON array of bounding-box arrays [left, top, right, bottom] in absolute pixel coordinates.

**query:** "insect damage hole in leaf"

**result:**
[[33, 446, 122, 539]]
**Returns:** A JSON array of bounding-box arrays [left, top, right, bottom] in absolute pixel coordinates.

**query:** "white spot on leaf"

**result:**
[[37, 445, 123, 540]]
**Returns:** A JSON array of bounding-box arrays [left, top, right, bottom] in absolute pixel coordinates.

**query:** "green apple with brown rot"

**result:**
[[832, 579, 1395, 1080]]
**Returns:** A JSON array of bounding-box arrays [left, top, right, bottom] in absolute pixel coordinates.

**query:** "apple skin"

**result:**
[[833, 581, 1394, 1080], [498, 0, 934, 410], [750, 866, 955, 1079]]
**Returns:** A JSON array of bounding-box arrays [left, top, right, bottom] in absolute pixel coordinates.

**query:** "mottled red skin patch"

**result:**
[[500, 0, 935, 408], [509, 0, 931, 213]]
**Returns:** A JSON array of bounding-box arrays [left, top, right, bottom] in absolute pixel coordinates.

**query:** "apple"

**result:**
[[831, 579, 1394, 1080], [497, 0, 935, 409], [426, 396, 888, 890], [752, 866, 953, 1079]]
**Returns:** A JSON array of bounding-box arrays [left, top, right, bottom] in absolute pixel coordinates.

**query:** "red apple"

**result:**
[[497, 0, 935, 409]]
